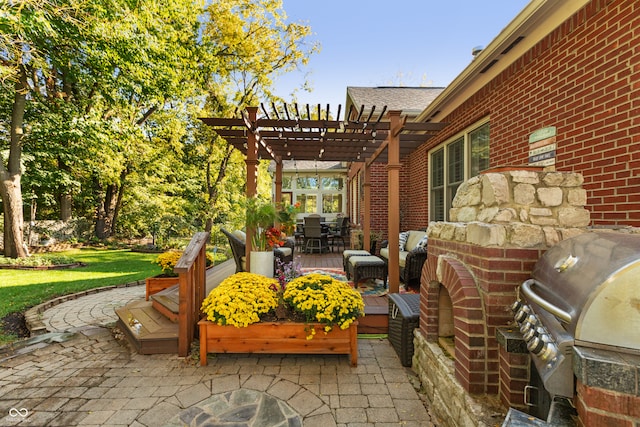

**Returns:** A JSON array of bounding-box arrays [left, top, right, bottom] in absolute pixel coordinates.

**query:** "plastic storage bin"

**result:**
[[388, 293, 420, 367]]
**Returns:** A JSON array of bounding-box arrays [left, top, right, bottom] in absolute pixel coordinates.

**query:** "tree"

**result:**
[[196, 0, 320, 231], [2, 0, 207, 249], [0, 0, 90, 256], [1, 0, 318, 255]]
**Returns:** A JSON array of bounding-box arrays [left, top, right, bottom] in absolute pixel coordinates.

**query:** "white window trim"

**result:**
[[280, 172, 347, 218], [428, 118, 490, 222]]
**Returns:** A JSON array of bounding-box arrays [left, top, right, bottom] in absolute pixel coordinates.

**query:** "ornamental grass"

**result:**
[[201, 271, 364, 336]]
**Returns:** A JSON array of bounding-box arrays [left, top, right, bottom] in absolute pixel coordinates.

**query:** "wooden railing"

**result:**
[[174, 231, 210, 357]]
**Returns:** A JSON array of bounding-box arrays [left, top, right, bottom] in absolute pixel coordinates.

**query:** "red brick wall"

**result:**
[[370, 163, 388, 241], [499, 348, 530, 411], [404, 0, 640, 227], [576, 381, 640, 427], [404, 145, 430, 231], [356, 146, 430, 239]]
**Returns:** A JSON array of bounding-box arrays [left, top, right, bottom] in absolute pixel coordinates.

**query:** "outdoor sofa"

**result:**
[[379, 230, 428, 289], [221, 228, 295, 273]]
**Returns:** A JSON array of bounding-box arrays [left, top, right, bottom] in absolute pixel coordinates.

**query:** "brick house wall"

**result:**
[[353, 148, 429, 243], [403, 0, 640, 228], [350, 0, 638, 235]]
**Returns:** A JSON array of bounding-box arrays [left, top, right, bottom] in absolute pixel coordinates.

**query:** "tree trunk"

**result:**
[[58, 159, 73, 220], [1, 66, 28, 258], [110, 169, 128, 236], [1, 174, 27, 258], [57, 115, 73, 221], [203, 143, 233, 233], [94, 182, 121, 240], [60, 194, 72, 221]]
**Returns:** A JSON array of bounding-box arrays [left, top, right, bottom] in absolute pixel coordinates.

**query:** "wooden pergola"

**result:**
[[201, 103, 446, 293]]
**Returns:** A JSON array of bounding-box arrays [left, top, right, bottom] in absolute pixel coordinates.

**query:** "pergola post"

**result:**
[[387, 111, 402, 294], [245, 107, 259, 271], [275, 158, 283, 206]]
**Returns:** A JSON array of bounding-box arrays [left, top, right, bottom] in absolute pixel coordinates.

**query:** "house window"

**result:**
[[431, 148, 445, 221], [282, 176, 292, 190], [297, 176, 318, 189], [470, 123, 490, 177], [430, 121, 490, 221], [322, 194, 343, 213], [282, 171, 347, 216], [447, 138, 464, 209], [296, 194, 317, 213], [322, 176, 343, 190]]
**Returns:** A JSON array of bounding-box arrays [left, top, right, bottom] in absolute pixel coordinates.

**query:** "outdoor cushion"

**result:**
[[405, 230, 427, 252], [232, 229, 247, 242], [278, 247, 292, 257], [398, 231, 409, 251], [380, 230, 428, 267], [416, 235, 428, 249], [379, 250, 410, 268]]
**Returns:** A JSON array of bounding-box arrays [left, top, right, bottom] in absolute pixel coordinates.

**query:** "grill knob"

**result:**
[[525, 314, 539, 327], [519, 321, 533, 334], [539, 342, 559, 362], [514, 305, 531, 323], [519, 314, 539, 335], [523, 325, 543, 341], [511, 300, 522, 313], [527, 336, 545, 354], [523, 327, 537, 341]]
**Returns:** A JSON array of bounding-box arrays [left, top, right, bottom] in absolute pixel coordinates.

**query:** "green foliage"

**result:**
[[244, 195, 278, 250], [2, 0, 319, 247]]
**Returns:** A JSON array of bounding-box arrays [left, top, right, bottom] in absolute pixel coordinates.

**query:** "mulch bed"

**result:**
[[1, 312, 29, 339]]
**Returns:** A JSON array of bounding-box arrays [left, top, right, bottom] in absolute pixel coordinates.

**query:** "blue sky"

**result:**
[[273, 0, 530, 110]]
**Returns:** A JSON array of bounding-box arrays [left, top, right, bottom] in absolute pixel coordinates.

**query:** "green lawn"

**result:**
[[0, 248, 161, 343]]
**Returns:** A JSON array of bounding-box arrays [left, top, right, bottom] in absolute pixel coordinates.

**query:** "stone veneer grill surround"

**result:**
[[412, 169, 592, 426]]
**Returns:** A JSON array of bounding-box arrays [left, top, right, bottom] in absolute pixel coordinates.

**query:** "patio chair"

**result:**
[[221, 228, 294, 273], [294, 223, 305, 252], [328, 216, 350, 252], [303, 217, 328, 254]]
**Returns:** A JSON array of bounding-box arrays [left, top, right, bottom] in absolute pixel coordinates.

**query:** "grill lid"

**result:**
[[525, 232, 640, 351]]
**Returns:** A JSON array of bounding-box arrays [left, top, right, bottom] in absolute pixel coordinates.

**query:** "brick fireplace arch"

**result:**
[[422, 254, 488, 393]]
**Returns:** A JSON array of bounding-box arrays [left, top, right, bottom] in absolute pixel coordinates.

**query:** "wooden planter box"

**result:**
[[198, 319, 358, 366], [145, 276, 179, 300]]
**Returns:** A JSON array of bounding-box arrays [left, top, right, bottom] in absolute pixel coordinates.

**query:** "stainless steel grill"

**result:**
[[512, 232, 640, 399]]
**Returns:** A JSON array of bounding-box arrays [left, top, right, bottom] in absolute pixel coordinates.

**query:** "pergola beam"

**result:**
[[200, 104, 447, 283]]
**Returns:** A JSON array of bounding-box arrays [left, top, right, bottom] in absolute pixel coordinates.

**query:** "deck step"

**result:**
[[150, 285, 179, 322], [115, 300, 179, 354], [359, 295, 389, 334]]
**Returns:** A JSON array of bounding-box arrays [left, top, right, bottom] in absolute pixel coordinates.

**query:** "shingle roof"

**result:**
[[346, 87, 445, 116]]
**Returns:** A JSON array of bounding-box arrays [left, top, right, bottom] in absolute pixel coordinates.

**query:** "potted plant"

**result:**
[[352, 229, 382, 254], [277, 202, 301, 236], [244, 197, 280, 276], [199, 271, 364, 366]]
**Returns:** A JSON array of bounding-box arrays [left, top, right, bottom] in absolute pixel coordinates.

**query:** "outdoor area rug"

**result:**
[[300, 267, 389, 296]]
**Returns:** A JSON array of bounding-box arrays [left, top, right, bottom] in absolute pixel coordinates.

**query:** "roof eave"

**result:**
[[416, 0, 590, 123]]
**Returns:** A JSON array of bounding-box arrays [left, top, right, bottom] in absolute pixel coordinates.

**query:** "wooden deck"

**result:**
[[117, 251, 389, 354]]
